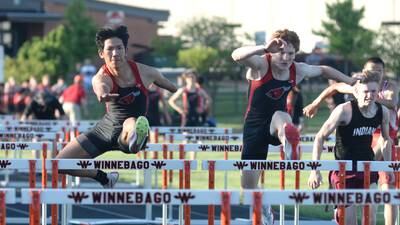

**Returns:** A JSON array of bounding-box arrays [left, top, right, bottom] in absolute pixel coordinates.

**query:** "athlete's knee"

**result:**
[[271, 111, 292, 124], [122, 117, 136, 129]]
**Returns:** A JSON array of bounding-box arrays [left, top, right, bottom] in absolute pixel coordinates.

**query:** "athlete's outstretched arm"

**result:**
[[92, 68, 119, 103], [303, 82, 353, 118], [152, 70, 177, 93], [296, 63, 355, 85], [231, 45, 266, 71], [308, 103, 349, 189], [231, 38, 287, 70], [168, 88, 185, 115]]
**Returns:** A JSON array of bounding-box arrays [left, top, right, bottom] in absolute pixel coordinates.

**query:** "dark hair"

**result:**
[[95, 25, 130, 51], [271, 29, 300, 52], [365, 57, 385, 68], [182, 69, 198, 79], [358, 70, 381, 84]]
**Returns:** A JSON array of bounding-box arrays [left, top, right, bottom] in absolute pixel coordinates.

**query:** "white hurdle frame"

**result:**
[[202, 159, 353, 225]]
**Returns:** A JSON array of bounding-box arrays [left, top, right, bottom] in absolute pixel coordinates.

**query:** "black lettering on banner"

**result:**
[[68, 192, 89, 203], [394, 192, 400, 200], [306, 162, 322, 170], [186, 136, 194, 141], [0, 143, 16, 150], [198, 145, 209, 151], [17, 143, 29, 149], [174, 192, 195, 203], [92, 161, 151, 169], [151, 161, 166, 169], [231, 136, 239, 141], [300, 136, 315, 142], [389, 163, 400, 171], [233, 161, 248, 170], [77, 161, 92, 169], [169, 128, 176, 133], [289, 192, 310, 203], [0, 160, 11, 169], [313, 192, 392, 204], [91, 192, 171, 204], [209, 129, 215, 134], [326, 146, 335, 152]]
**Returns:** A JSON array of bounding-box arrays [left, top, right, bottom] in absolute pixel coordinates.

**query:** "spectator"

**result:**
[[21, 90, 66, 120], [80, 58, 97, 90], [59, 74, 87, 122], [51, 77, 67, 97], [39, 74, 51, 92]]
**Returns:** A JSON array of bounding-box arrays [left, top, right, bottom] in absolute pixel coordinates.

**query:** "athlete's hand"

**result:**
[[308, 170, 323, 189], [99, 93, 119, 102], [264, 38, 287, 53], [303, 103, 319, 118]]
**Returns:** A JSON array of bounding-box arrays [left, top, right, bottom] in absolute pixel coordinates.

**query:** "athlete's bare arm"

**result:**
[[199, 88, 212, 111], [378, 106, 392, 161], [308, 103, 351, 189], [92, 68, 119, 102], [136, 64, 177, 93], [232, 38, 290, 80], [303, 83, 353, 118], [231, 45, 266, 70], [168, 88, 185, 115], [296, 63, 355, 85], [377, 81, 398, 110]]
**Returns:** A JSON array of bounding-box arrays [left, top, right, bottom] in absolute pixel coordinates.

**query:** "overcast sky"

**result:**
[[100, 0, 399, 52]]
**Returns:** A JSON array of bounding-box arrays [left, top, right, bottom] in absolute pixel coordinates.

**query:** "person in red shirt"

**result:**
[[59, 74, 87, 122]]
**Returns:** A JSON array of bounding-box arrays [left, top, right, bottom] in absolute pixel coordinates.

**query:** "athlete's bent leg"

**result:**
[[270, 111, 300, 160]]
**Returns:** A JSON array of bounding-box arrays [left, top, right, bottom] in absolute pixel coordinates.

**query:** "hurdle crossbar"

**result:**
[[144, 143, 335, 153], [152, 127, 232, 134], [201, 160, 352, 171]]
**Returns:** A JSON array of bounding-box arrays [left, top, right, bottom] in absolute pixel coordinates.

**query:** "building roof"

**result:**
[[48, 0, 170, 23], [0, 12, 62, 22]]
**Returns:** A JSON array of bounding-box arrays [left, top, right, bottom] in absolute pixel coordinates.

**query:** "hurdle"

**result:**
[[52, 159, 196, 225], [152, 126, 233, 135], [0, 188, 16, 225], [18, 187, 400, 225], [202, 159, 352, 225]]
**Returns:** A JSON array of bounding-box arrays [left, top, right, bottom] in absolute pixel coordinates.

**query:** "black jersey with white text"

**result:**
[[245, 54, 296, 122], [335, 100, 382, 161]]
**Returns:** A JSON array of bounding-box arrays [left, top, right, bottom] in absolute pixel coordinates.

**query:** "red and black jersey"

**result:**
[[245, 54, 296, 122], [102, 60, 148, 124], [182, 87, 203, 115]]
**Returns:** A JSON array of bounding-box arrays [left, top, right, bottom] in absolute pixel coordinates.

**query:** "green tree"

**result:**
[[314, 0, 376, 71], [177, 46, 219, 75], [376, 26, 400, 77], [151, 36, 186, 67], [64, 0, 97, 63], [179, 17, 246, 80], [5, 25, 71, 82], [5, 0, 97, 82]]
